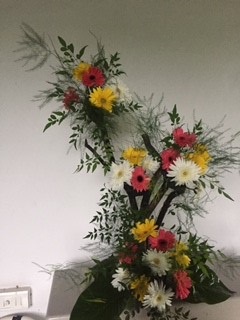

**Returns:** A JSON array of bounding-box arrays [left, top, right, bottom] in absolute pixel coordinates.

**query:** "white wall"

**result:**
[[1, 0, 240, 319]]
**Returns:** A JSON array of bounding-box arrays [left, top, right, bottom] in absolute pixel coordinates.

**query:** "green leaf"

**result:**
[[70, 256, 128, 320], [58, 36, 67, 48], [187, 266, 234, 304], [43, 122, 53, 132], [76, 45, 88, 60], [222, 191, 234, 201], [68, 43, 74, 53]]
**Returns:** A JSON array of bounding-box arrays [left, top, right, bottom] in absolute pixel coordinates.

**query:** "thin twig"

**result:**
[[84, 139, 106, 167]]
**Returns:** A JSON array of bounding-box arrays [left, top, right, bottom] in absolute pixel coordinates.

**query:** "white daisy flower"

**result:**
[[167, 157, 201, 187], [142, 155, 160, 174], [143, 280, 174, 312], [108, 79, 132, 103], [109, 161, 133, 190], [111, 267, 130, 291], [143, 249, 171, 276]]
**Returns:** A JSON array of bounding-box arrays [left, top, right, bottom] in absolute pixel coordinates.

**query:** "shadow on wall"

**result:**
[[46, 266, 88, 319]]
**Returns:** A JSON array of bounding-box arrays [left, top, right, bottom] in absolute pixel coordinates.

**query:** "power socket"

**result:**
[[0, 287, 31, 310]]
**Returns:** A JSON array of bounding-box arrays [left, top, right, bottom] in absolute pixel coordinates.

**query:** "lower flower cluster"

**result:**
[[111, 220, 193, 314]]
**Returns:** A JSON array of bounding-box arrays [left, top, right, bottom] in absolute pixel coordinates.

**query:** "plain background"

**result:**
[[0, 0, 240, 319]]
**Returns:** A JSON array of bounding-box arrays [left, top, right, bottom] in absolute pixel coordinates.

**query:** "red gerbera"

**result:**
[[161, 148, 180, 171], [63, 87, 80, 109], [131, 167, 150, 192], [174, 270, 192, 300], [173, 128, 197, 148], [82, 66, 105, 87], [149, 229, 176, 252], [119, 243, 138, 265]]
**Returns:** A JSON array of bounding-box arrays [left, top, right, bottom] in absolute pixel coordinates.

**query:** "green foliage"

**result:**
[[70, 256, 129, 320], [168, 105, 181, 126], [43, 110, 68, 132], [148, 307, 197, 320], [84, 187, 135, 245]]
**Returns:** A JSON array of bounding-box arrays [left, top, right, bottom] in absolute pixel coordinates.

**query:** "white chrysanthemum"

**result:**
[[142, 155, 160, 174], [167, 157, 201, 187], [143, 249, 171, 276], [111, 267, 130, 291], [108, 79, 132, 103], [143, 280, 174, 312], [109, 161, 133, 190]]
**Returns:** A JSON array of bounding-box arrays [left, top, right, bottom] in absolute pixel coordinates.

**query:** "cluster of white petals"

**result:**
[[111, 267, 130, 291], [143, 280, 174, 312]]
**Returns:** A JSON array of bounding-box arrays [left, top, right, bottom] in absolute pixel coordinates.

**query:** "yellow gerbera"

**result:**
[[73, 62, 91, 81], [89, 87, 117, 113], [122, 147, 147, 166], [130, 275, 150, 301], [131, 219, 158, 243], [173, 242, 191, 268], [187, 144, 211, 175]]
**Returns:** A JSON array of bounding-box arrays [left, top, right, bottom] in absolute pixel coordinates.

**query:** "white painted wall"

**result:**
[[1, 0, 240, 319]]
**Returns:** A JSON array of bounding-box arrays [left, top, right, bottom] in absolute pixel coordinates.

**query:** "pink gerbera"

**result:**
[[149, 229, 176, 252], [131, 167, 150, 192], [63, 87, 80, 109], [174, 270, 192, 300], [161, 148, 180, 171], [82, 66, 105, 87], [119, 243, 138, 265], [173, 128, 197, 148]]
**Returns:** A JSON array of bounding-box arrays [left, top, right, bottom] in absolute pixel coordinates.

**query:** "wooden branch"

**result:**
[[124, 183, 139, 211], [142, 133, 160, 159], [155, 186, 186, 227]]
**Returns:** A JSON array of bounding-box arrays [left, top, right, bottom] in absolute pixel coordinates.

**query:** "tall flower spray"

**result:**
[[17, 24, 240, 320]]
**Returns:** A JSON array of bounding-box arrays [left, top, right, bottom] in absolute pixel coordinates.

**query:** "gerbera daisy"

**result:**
[[111, 267, 130, 291], [142, 155, 160, 174], [73, 62, 91, 81], [143, 280, 174, 312], [89, 87, 116, 112], [174, 270, 192, 300], [82, 66, 105, 87], [173, 128, 197, 148], [149, 229, 176, 252], [130, 275, 150, 301], [108, 79, 132, 103], [131, 166, 150, 192], [122, 147, 147, 166], [63, 87, 80, 109], [167, 157, 201, 187], [161, 148, 180, 171], [109, 161, 133, 190], [187, 144, 211, 175], [119, 243, 138, 265], [173, 242, 191, 268], [131, 219, 158, 243], [143, 249, 171, 276]]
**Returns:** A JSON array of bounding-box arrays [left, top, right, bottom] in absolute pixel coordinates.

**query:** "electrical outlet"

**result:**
[[0, 287, 31, 310]]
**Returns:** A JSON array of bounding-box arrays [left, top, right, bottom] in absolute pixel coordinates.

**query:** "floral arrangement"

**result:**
[[17, 24, 240, 320]]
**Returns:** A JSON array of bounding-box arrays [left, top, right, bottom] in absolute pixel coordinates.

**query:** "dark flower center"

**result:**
[[89, 75, 96, 80], [137, 175, 144, 182], [158, 239, 168, 249]]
